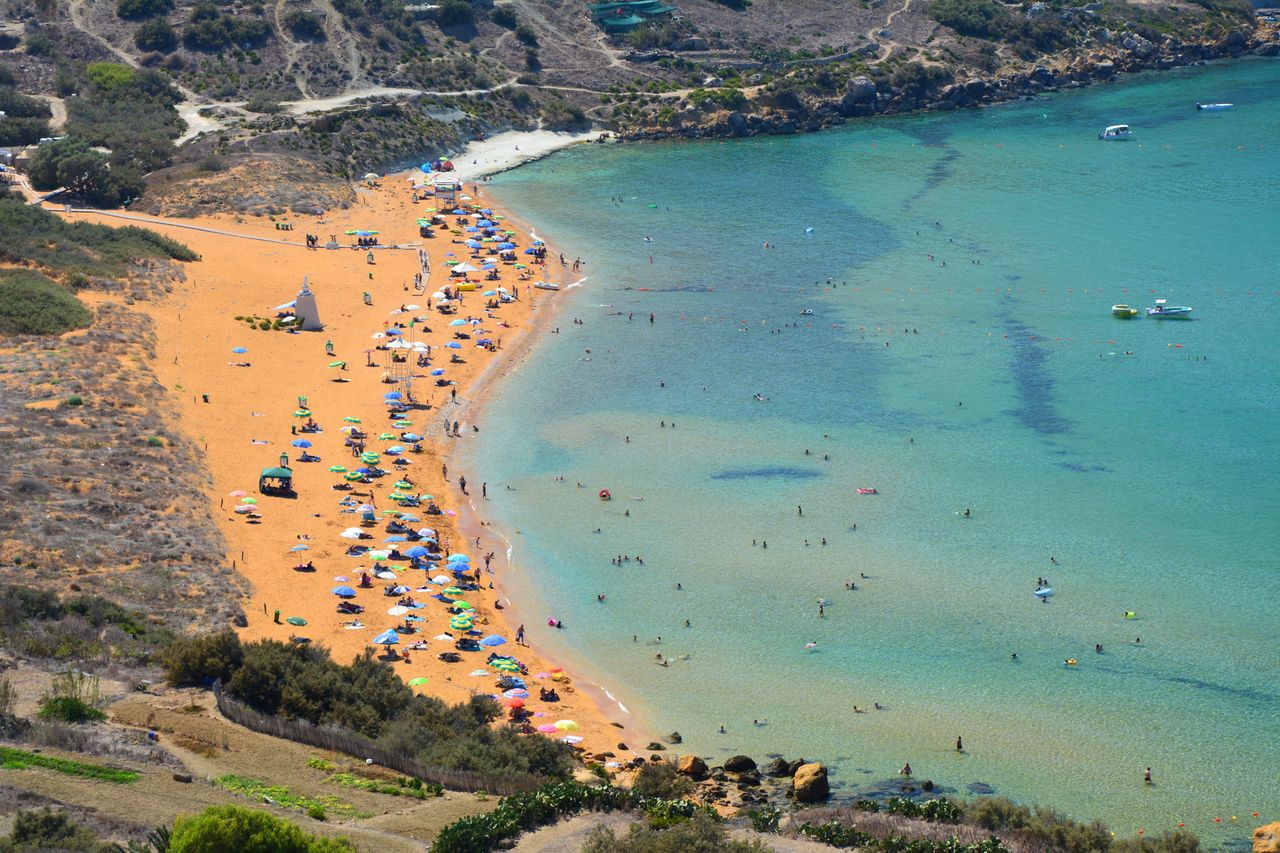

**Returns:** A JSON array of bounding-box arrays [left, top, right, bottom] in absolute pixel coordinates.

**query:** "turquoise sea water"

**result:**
[[466, 59, 1280, 843]]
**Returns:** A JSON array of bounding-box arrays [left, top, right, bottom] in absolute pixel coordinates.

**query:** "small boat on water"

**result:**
[[800, 309, 814, 316], [1195, 102, 1233, 111], [1146, 299, 1193, 318], [1098, 124, 1132, 140], [1112, 304, 1139, 318], [534, 281, 560, 291]]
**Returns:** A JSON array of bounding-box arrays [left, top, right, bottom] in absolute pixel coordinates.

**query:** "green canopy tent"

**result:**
[[258, 466, 295, 496]]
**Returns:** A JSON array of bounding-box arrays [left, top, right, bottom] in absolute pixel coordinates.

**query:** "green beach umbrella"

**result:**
[[394, 480, 413, 489], [408, 677, 428, 686], [454, 601, 474, 610], [344, 472, 364, 481], [293, 409, 311, 418], [389, 492, 407, 501], [393, 420, 413, 428], [240, 497, 258, 504], [343, 416, 362, 424], [490, 659, 519, 672], [379, 433, 395, 441], [329, 360, 346, 369], [286, 616, 307, 626], [443, 587, 463, 596], [449, 616, 474, 630], [329, 465, 347, 473]]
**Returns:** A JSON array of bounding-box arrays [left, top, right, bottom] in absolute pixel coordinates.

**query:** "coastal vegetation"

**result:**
[[0, 747, 140, 784], [163, 631, 575, 780], [0, 270, 91, 336], [0, 65, 53, 147]]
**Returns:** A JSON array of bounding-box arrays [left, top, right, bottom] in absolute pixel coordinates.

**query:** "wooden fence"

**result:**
[[212, 682, 541, 795]]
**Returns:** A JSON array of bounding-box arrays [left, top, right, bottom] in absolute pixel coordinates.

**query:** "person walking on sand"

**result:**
[[956, 736, 964, 752], [459, 476, 468, 494], [516, 624, 525, 645], [1144, 767, 1152, 784]]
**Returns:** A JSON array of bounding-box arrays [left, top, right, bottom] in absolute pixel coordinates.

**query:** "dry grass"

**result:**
[[0, 279, 243, 637], [784, 805, 1044, 853]]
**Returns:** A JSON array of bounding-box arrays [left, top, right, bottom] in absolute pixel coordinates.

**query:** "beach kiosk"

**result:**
[[258, 465, 295, 496]]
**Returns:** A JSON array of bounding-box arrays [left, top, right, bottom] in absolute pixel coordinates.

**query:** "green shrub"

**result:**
[[748, 806, 780, 833], [582, 812, 766, 852], [490, 5, 517, 27], [284, 10, 327, 40], [434, 0, 473, 26], [629, 762, 693, 800], [38, 670, 105, 723], [163, 630, 246, 686], [514, 22, 538, 45], [0, 270, 91, 336], [169, 805, 356, 852], [798, 820, 872, 848], [889, 62, 953, 97], [306, 803, 327, 821], [135, 18, 178, 51], [1, 808, 108, 851], [117, 0, 173, 19]]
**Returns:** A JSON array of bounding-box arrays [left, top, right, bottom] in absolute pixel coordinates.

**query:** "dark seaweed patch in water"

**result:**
[[967, 782, 997, 795], [1153, 672, 1275, 705], [1000, 311, 1074, 437], [1058, 461, 1112, 473], [1004, 274, 1023, 282], [711, 467, 823, 481], [905, 148, 961, 211]]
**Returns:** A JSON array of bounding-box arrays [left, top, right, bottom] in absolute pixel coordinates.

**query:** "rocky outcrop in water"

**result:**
[[1256, 821, 1280, 853], [791, 762, 830, 803]]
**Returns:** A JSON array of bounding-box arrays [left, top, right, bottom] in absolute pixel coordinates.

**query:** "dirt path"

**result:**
[[38, 95, 67, 132], [274, 0, 313, 99]]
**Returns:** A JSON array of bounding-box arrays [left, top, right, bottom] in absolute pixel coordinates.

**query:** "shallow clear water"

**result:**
[[465, 59, 1280, 843]]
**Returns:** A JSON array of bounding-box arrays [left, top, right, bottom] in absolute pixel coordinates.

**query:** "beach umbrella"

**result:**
[[537, 724, 558, 733], [490, 659, 519, 672], [375, 570, 397, 580], [339, 528, 363, 539], [442, 587, 463, 596], [482, 290, 497, 297], [388, 605, 410, 616], [286, 617, 307, 626], [503, 697, 524, 708], [231, 346, 247, 354], [332, 586, 356, 597], [343, 416, 362, 424], [290, 544, 309, 552], [449, 615, 474, 630], [498, 242, 515, 250], [448, 554, 470, 564], [379, 432, 396, 441], [329, 361, 346, 369], [502, 688, 528, 699], [405, 546, 430, 559], [409, 677, 429, 686], [554, 720, 579, 732], [453, 601, 474, 610], [328, 465, 347, 473], [344, 472, 364, 481], [389, 585, 411, 595], [480, 635, 507, 647], [393, 480, 413, 489], [401, 433, 423, 442], [374, 629, 400, 646], [334, 575, 349, 582], [293, 409, 312, 418], [233, 505, 254, 514], [445, 342, 462, 350], [514, 264, 527, 270], [241, 497, 258, 505], [339, 425, 357, 434], [449, 319, 467, 327], [367, 550, 390, 561], [291, 439, 313, 448], [229, 490, 247, 497], [431, 575, 450, 585], [386, 445, 405, 455], [523, 248, 536, 255], [431, 368, 446, 376], [384, 535, 408, 543]]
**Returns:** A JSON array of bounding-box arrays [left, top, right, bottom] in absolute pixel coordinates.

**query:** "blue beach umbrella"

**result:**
[[398, 513, 421, 522], [431, 368, 445, 376], [480, 635, 507, 647], [385, 535, 408, 543], [498, 242, 515, 250], [445, 342, 462, 349], [465, 226, 480, 232], [291, 439, 313, 448], [232, 346, 247, 354], [466, 240, 483, 248], [332, 586, 356, 597], [386, 445, 405, 454], [290, 544, 309, 552], [406, 545, 430, 558], [448, 554, 470, 564], [523, 248, 536, 255], [482, 290, 497, 296], [386, 329, 401, 337], [476, 219, 494, 228], [480, 208, 493, 215], [384, 391, 403, 400], [452, 208, 466, 215], [481, 263, 496, 270], [374, 629, 400, 645], [389, 585, 411, 594], [449, 319, 467, 326], [402, 434, 423, 442]]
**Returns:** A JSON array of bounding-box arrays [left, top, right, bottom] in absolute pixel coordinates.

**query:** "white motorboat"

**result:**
[[1098, 124, 1132, 140], [534, 281, 560, 291], [1146, 299, 1192, 318], [1195, 102, 1233, 111]]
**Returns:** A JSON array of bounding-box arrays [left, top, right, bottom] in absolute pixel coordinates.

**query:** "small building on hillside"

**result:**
[[588, 0, 676, 34]]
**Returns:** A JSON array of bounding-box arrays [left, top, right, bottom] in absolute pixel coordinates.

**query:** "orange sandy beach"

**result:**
[[65, 175, 646, 763]]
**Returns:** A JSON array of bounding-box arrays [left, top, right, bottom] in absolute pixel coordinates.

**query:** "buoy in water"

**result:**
[[599, 489, 611, 500], [1065, 658, 1078, 666]]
